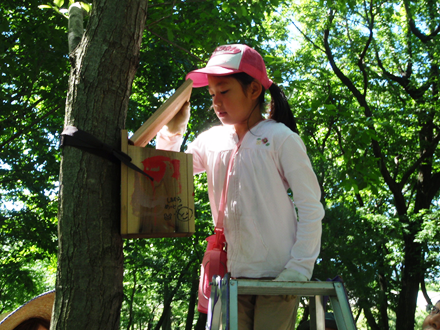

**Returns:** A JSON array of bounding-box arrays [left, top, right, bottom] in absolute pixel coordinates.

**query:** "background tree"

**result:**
[[288, 0, 440, 328], [1, 0, 67, 311]]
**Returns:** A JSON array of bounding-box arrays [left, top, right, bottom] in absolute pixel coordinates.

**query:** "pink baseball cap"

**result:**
[[186, 44, 273, 90]]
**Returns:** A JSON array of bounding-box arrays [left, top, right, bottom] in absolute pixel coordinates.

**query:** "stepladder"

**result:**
[[206, 273, 357, 330]]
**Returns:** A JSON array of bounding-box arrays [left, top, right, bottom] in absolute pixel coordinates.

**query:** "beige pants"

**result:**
[[237, 295, 299, 330]]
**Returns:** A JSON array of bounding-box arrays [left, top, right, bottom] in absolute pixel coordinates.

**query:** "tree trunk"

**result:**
[[185, 277, 198, 330], [378, 270, 389, 330], [161, 283, 172, 330], [127, 265, 138, 330], [396, 117, 437, 329], [52, 0, 148, 329], [396, 233, 423, 329], [154, 261, 190, 330], [359, 298, 380, 330], [194, 313, 207, 330]]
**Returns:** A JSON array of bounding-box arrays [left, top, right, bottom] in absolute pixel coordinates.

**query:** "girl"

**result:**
[[157, 44, 324, 330]]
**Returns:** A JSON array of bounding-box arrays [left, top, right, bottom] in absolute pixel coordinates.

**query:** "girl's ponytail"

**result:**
[[231, 72, 298, 134], [268, 83, 298, 134]]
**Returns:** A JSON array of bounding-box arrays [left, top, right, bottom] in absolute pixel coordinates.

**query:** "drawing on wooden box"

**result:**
[[129, 154, 193, 234]]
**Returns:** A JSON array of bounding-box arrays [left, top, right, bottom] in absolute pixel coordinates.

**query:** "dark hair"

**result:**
[[231, 72, 298, 134], [14, 317, 50, 330]]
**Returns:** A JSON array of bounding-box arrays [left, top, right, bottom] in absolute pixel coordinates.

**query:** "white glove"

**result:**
[[273, 268, 308, 282], [164, 101, 191, 135]]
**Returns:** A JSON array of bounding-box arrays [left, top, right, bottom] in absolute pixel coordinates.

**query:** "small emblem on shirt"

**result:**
[[256, 137, 270, 146]]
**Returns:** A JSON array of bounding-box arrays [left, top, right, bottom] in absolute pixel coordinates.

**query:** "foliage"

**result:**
[[1, 0, 67, 311], [38, 0, 92, 17], [286, 0, 440, 328], [1, 0, 439, 328]]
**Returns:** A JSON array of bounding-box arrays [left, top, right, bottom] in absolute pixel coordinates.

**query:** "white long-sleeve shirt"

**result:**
[[157, 119, 324, 279]]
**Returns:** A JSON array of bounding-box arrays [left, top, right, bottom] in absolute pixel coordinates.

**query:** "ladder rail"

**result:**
[[309, 295, 325, 330], [329, 282, 356, 330], [209, 274, 357, 330]]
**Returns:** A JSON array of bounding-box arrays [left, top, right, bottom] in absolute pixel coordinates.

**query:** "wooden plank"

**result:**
[[120, 130, 129, 235], [124, 146, 195, 237], [130, 79, 193, 147], [187, 155, 195, 233], [121, 232, 193, 239], [174, 153, 194, 234]]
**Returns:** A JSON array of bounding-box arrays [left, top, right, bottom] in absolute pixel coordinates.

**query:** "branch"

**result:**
[[374, 48, 431, 100], [148, 0, 207, 7], [323, 9, 366, 104], [333, 125, 345, 156], [403, 0, 440, 43], [145, 13, 173, 29], [321, 117, 335, 153], [421, 276, 433, 307], [408, 18, 440, 44], [1, 97, 44, 126], [409, 20, 440, 43], [153, 257, 198, 330], [359, 298, 381, 330], [290, 19, 325, 52], [406, 182, 417, 210], [323, 8, 405, 210], [428, 170, 440, 202], [68, 3, 84, 53], [358, 0, 375, 96], [355, 193, 365, 207], [126, 263, 138, 330], [148, 30, 203, 62], [0, 106, 61, 149], [400, 132, 440, 186]]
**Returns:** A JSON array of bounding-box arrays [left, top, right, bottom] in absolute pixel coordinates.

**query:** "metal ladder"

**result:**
[[207, 273, 357, 330]]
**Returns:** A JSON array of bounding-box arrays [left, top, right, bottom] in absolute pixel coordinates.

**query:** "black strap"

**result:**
[[60, 126, 153, 181]]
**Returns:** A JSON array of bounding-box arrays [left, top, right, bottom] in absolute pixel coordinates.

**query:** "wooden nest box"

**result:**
[[121, 79, 194, 238]]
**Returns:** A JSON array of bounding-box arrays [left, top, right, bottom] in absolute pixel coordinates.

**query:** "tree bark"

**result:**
[[52, 0, 148, 329], [396, 234, 423, 329], [127, 265, 138, 330], [153, 260, 190, 330], [185, 277, 198, 330], [194, 313, 207, 330]]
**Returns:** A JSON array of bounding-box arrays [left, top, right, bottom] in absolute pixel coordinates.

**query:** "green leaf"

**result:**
[[166, 28, 174, 42], [222, 2, 230, 13], [53, 0, 64, 8], [80, 2, 92, 13], [241, 6, 248, 17]]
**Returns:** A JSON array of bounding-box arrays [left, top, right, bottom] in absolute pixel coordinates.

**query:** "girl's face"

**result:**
[[207, 75, 261, 128], [423, 301, 440, 329]]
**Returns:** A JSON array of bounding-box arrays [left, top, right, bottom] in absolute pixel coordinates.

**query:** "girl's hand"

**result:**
[[164, 101, 191, 135]]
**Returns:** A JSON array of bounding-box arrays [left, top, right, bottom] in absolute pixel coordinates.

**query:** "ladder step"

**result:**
[[231, 279, 337, 296]]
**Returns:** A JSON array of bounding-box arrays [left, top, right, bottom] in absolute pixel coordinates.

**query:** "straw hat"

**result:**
[[0, 290, 55, 330]]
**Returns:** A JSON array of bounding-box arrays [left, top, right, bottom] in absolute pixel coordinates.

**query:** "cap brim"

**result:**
[[186, 66, 242, 88], [0, 291, 55, 330]]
